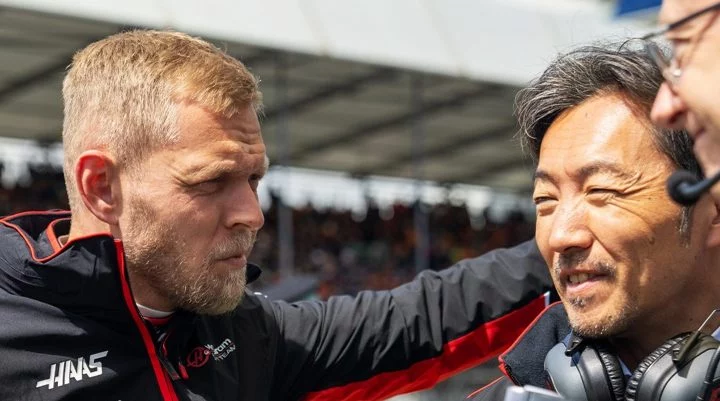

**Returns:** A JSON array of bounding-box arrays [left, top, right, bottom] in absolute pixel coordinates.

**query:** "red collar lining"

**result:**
[[45, 218, 71, 252]]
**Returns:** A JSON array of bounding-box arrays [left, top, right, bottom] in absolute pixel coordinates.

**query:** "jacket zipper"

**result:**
[[115, 240, 181, 401], [159, 327, 185, 381], [501, 362, 521, 385]]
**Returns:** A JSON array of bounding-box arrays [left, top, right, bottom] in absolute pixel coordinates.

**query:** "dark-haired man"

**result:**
[[467, 44, 720, 401]]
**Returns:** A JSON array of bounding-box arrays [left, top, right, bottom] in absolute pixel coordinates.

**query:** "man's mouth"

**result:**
[[559, 269, 612, 300], [567, 272, 597, 285], [215, 254, 248, 269]]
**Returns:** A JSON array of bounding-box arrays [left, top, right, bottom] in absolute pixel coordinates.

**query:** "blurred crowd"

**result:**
[[244, 195, 534, 298], [1, 164, 535, 298], [0, 163, 69, 215]]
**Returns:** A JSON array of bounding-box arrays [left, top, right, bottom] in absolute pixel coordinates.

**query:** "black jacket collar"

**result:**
[[0, 211, 262, 311], [499, 302, 571, 387]]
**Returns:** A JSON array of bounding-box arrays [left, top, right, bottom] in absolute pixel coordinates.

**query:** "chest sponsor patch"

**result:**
[[186, 338, 236, 368]]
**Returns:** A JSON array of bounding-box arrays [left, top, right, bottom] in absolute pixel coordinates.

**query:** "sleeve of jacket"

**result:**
[[266, 239, 554, 401]]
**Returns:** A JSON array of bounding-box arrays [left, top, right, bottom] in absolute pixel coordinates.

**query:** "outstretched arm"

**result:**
[[267, 239, 554, 401]]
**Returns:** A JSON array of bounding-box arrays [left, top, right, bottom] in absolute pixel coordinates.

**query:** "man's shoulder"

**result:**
[[226, 289, 276, 323], [0, 210, 71, 248]]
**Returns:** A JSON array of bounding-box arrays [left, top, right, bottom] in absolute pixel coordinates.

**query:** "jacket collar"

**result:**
[[0, 211, 262, 310], [498, 302, 571, 387]]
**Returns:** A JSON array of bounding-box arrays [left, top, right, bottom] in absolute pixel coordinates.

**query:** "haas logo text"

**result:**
[[36, 351, 109, 390]]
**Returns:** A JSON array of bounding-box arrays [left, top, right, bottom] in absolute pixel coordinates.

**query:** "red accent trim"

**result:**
[[467, 376, 504, 399], [0, 211, 112, 263], [178, 362, 190, 380], [301, 294, 548, 401], [45, 218, 70, 252], [115, 240, 179, 401], [0, 210, 70, 222]]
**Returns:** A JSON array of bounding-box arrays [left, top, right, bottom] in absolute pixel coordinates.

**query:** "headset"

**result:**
[[667, 170, 720, 206], [544, 332, 720, 401]]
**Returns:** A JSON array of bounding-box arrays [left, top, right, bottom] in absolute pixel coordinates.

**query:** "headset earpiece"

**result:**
[[545, 341, 626, 401], [545, 332, 720, 401], [627, 332, 720, 401], [625, 333, 691, 401]]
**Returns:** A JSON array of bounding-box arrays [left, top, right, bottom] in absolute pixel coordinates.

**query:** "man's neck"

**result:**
[[68, 214, 175, 313], [611, 305, 720, 370], [137, 303, 174, 318], [67, 212, 115, 242], [125, 268, 176, 312]]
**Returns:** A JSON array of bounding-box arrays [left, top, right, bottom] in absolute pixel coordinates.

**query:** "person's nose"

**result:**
[[226, 181, 265, 232], [546, 201, 592, 256], [651, 82, 688, 130]]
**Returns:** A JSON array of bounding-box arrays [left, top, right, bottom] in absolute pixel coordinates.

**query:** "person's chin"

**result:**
[[567, 306, 614, 338]]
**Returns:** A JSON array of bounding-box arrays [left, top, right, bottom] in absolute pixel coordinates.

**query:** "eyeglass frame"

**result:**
[[641, 1, 720, 86]]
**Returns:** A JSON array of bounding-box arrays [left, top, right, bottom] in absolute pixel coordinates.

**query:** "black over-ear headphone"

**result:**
[[544, 332, 720, 401]]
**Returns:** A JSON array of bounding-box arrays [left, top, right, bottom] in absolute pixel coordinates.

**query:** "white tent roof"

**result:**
[[0, 1, 653, 194], [0, 0, 652, 85]]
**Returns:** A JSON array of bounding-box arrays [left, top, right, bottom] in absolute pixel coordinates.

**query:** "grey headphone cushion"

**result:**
[[624, 333, 691, 401], [595, 342, 627, 401]]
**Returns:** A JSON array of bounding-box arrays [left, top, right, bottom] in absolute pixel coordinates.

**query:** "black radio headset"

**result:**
[[544, 312, 720, 401]]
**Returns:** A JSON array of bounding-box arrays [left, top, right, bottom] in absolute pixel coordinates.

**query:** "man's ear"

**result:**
[[75, 150, 121, 225], [705, 197, 720, 249]]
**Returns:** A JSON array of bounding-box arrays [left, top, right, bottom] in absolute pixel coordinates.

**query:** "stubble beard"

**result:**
[[554, 258, 637, 339], [123, 197, 255, 315], [565, 294, 637, 339]]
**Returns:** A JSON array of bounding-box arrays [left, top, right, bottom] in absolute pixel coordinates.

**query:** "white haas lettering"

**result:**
[[36, 351, 109, 390]]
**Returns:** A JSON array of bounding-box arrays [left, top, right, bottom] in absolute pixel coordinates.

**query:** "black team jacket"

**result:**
[[0, 211, 554, 401], [465, 303, 570, 401]]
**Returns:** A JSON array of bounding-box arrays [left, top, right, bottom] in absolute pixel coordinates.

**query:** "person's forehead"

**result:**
[[536, 95, 660, 178], [543, 95, 653, 153], [177, 103, 262, 145]]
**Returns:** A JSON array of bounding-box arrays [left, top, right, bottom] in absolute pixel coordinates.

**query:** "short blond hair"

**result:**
[[62, 29, 262, 212]]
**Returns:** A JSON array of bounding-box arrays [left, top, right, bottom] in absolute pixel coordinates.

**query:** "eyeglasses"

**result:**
[[641, 1, 720, 86]]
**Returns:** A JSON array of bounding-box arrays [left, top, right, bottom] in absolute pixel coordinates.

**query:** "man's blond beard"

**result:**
[[123, 196, 255, 315]]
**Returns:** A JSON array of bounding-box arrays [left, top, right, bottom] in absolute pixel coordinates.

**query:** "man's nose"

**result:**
[[547, 202, 592, 256], [226, 182, 265, 232], [651, 82, 688, 130]]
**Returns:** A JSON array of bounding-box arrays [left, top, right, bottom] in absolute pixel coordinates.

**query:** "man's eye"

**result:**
[[533, 196, 556, 216], [533, 196, 555, 205], [195, 179, 223, 192], [587, 188, 619, 196]]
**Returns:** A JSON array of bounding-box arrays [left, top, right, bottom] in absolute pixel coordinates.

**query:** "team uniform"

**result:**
[[465, 303, 569, 401], [0, 211, 553, 401]]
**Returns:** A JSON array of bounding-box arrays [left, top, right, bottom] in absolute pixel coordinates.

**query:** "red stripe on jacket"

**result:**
[[302, 294, 548, 401]]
